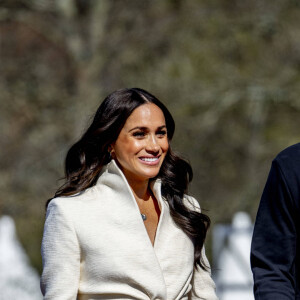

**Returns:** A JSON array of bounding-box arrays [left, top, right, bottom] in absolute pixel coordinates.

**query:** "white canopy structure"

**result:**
[[213, 212, 254, 300], [0, 215, 42, 300]]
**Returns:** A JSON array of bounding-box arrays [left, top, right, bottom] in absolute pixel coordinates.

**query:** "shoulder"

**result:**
[[46, 193, 88, 220], [272, 143, 300, 176], [47, 185, 99, 212], [267, 143, 300, 203], [183, 194, 201, 213], [46, 197, 77, 222], [275, 143, 300, 163], [47, 196, 74, 211]]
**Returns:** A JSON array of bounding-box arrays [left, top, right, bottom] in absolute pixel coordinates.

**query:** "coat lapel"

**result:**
[[96, 160, 168, 296]]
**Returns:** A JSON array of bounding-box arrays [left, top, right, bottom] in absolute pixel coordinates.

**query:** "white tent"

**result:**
[[213, 212, 254, 300], [0, 215, 42, 300]]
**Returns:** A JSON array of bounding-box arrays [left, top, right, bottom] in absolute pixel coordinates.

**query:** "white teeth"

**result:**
[[140, 157, 159, 162]]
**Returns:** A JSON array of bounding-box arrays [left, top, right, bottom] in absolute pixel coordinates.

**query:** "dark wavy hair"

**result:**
[[49, 88, 210, 269]]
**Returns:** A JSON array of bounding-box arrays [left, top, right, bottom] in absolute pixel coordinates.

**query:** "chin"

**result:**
[[136, 169, 160, 180], [144, 171, 161, 179]]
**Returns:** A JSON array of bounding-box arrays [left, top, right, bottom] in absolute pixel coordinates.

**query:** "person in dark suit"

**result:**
[[251, 143, 300, 299]]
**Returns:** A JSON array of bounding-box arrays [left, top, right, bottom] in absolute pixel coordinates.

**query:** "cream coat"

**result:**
[[41, 160, 218, 300]]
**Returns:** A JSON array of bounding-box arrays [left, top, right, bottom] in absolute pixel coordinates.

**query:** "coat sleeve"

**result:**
[[250, 160, 297, 300], [185, 196, 218, 300], [40, 199, 80, 300]]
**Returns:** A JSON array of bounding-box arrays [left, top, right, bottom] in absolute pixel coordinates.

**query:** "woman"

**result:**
[[41, 88, 218, 300]]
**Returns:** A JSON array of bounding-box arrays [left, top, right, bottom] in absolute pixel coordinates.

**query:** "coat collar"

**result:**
[[96, 159, 167, 251], [96, 159, 163, 208]]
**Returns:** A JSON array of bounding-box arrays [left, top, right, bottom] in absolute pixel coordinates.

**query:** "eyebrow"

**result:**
[[128, 125, 167, 132]]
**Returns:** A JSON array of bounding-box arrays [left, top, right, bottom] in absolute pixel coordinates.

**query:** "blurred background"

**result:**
[[1, 0, 300, 298]]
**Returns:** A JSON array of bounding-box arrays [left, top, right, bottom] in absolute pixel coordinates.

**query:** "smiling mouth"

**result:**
[[139, 156, 161, 165]]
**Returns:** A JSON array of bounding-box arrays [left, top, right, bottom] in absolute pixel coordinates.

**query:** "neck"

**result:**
[[112, 160, 151, 200], [126, 177, 150, 201]]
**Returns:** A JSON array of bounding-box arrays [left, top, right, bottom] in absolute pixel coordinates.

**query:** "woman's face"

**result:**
[[111, 103, 169, 184]]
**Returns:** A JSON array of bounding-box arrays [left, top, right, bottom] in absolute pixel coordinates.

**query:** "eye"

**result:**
[[132, 131, 146, 138], [156, 130, 167, 137]]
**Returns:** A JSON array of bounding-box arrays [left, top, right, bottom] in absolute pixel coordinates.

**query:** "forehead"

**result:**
[[123, 103, 166, 128]]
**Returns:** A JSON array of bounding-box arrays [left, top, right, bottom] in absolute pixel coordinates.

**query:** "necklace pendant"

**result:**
[[141, 213, 147, 221]]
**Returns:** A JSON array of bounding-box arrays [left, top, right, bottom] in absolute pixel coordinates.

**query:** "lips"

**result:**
[[138, 155, 161, 165]]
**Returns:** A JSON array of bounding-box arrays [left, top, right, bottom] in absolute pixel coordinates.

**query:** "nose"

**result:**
[[146, 134, 160, 153]]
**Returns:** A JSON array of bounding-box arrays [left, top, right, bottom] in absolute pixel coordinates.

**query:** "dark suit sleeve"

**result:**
[[251, 160, 297, 300]]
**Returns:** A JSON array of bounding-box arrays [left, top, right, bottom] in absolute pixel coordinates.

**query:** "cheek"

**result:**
[[115, 138, 144, 158], [130, 140, 145, 152], [123, 140, 145, 155], [161, 139, 169, 152]]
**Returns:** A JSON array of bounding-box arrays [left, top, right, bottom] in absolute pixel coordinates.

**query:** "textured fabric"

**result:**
[[41, 160, 218, 300], [251, 143, 300, 300]]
